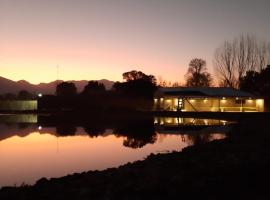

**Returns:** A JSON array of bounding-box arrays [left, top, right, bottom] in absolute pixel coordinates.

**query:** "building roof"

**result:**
[[155, 87, 254, 98]]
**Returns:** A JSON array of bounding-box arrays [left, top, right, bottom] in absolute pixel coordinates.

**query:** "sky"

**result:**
[[0, 0, 270, 84]]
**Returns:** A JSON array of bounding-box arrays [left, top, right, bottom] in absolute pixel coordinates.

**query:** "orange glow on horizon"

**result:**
[[0, 38, 188, 84]]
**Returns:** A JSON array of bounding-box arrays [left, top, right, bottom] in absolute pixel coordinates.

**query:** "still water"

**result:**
[[0, 115, 230, 187]]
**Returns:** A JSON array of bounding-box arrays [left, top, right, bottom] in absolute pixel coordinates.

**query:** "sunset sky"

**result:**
[[0, 0, 270, 84]]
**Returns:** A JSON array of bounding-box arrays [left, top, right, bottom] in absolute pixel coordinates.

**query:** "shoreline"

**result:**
[[1, 110, 270, 120], [1, 121, 270, 199]]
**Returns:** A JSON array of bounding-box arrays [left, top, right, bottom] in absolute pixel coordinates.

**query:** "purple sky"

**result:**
[[0, 0, 270, 83]]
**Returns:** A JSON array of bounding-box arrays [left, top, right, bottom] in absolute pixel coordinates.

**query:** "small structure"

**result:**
[[153, 87, 264, 112], [0, 100, 38, 111]]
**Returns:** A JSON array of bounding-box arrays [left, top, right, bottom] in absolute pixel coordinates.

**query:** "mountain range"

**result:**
[[0, 76, 115, 95]]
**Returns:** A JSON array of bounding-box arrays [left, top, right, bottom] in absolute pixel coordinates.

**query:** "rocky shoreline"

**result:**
[[1, 122, 270, 200]]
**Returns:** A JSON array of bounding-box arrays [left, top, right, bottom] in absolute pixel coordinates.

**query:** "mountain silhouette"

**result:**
[[0, 76, 114, 94]]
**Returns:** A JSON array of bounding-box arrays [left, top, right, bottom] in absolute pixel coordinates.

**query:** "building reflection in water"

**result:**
[[154, 117, 231, 145]]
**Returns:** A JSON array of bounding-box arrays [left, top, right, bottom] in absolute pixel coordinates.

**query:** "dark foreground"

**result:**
[[1, 120, 270, 200]]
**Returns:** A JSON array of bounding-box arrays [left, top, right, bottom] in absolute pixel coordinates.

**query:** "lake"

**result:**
[[0, 114, 231, 187]]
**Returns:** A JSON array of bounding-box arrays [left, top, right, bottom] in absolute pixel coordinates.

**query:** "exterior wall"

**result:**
[[255, 99, 264, 112], [154, 97, 264, 112], [0, 100, 37, 111], [183, 98, 220, 112]]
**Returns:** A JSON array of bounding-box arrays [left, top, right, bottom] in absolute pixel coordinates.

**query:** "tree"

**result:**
[[56, 82, 77, 97], [239, 71, 260, 95], [258, 65, 270, 95], [185, 58, 212, 87], [112, 70, 157, 98], [214, 41, 237, 88], [240, 65, 270, 97], [82, 81, 105, 95], [4, 93, 16, 100], [157, 76, 167, 87], [214, 34, 270, 88], [122, 70, 156, 84], [17, 90, 33, 100]]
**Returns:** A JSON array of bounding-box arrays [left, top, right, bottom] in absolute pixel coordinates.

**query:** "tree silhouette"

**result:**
[[82, 81, 105, 95], [240, 65, 270, 109], [239, 71, 260, 95], [259, 65, 270, 95], [123, 70, 156, 84], [56, 82, 77, 97], [17, 90, 33, 100], [112, 70, 157, 99], [214, 34, 270, 88], [185, 58, 212, 87], [4, 93, 16, 100]]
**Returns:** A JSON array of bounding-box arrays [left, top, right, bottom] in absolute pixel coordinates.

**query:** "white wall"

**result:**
[[0, 100, 37, 111]]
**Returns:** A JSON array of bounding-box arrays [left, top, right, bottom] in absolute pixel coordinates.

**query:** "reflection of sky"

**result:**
[[0, 120, 228, 187], [1, 0, 270, 83], [0, 128, 188, 187]]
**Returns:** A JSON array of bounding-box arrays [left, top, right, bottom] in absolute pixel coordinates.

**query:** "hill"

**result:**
[[0, 76, 114, 95]]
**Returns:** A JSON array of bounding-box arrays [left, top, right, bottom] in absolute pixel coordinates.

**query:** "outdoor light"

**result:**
[[247, 98, 253, 103], [38, 126, 42, 130], [221, 97, 227, 104], [38, 93, 43, 97]]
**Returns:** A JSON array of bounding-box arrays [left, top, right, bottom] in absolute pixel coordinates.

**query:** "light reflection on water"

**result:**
[[0, 116, 230, 187]]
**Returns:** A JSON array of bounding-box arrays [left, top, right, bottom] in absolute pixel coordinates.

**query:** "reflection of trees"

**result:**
[[123, 135, 157, 149], [187, 133, 213, 146], [84, 124, 105, 138], [114, 119, 157, 149], [17, 123, 31, 129], [56, 125, 77, 136]]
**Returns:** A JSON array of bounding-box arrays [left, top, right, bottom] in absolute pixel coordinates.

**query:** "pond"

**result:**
[[0, 114, 231, 187]]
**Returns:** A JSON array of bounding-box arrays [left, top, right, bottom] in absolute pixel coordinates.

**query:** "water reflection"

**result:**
[[155, 117, 230, 145], [154, 117, 231, 126], [0, 115, 232, 187]]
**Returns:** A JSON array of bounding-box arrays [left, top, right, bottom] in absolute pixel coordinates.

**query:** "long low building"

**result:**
[[0, 100, 38, 111], [153, 87, 264, 112]]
